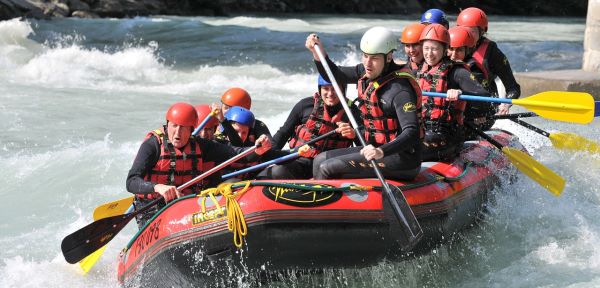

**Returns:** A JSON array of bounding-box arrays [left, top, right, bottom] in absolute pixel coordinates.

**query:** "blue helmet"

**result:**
[[421, 9, 449, 28], [224, 106, 255, 127], [318, 74, 332, 87]]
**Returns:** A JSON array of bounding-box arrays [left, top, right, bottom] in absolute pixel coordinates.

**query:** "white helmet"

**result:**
[[360, 26, 397, 55]]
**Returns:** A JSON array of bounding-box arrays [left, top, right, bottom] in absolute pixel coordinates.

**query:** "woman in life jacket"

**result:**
[[416, 24, 491, 161], [257, 75, 358, 179], [213, 87, 272, 146], [305, 26, 423, 181], [400, 23, 427, 76], [126, 102, 272, 228], [457, 7, 521, 120]]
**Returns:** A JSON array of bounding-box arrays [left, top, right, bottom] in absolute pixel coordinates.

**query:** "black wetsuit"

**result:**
[[126, 136, 254, 227], [465, 38, 521, 130], [256, 96, 359, 179], [419, 60, 491, 161], [220, 118, 271, 146], [311, 57, 422, 180]]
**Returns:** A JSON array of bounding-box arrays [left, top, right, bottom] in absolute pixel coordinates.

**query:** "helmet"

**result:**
[[194, 104, 219, 128], [457, 7, 488, 32], [419, 23, 450, 45], [166, 102, 198, 127], [224, 106, 255, 127], [318, 74, 332, 87], [221, 87, 251, 109], [401, 23, 427, 44], [420, 9, 449, 27], [360, 26, 397, 55], [449, 26, 476, 48]]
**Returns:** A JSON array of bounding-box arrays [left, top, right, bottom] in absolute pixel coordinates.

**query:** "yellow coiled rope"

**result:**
[[197, 181, 252, 248]]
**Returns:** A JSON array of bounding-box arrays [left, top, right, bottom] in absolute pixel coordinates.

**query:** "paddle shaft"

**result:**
[[222, 129, 337, 179], [509, 118, 550, 137], [423, 91, 514, 104], [491, 112, 537, 120], [464, 122, 504, 149], [192, 111, 216, 136], [314, 45, 422, 243]]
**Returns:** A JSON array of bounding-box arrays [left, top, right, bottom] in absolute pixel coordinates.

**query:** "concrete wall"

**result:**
[[583, 0, 600, 72]]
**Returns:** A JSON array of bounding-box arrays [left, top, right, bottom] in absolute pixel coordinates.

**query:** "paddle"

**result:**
[[192, 110, 217, 136], [61, 145, 259, 264], [78, 199, 134, 273], [221, 129, 338, 179], [314, 44, 422, 250], [422, 91, 594, 124], [464, 122, 565, 196], [92, 196, 134, 221], [509, 118, 600, 154]]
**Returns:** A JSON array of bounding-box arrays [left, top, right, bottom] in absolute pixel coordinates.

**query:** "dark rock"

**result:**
[[69, 0, 90, 11]]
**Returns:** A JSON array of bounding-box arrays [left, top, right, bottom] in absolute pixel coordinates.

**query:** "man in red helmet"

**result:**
[[213, 87, 272, 147], [194, 104, 219, 140], [126, 102, 271, 227], [457, 7, 521, 125]]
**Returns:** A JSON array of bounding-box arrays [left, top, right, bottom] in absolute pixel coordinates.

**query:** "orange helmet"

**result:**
[[419, 23, 450, 45], [457, 7, 488, 32], [449, 26, 476, 48], [166, 102, 198, 127], [221, 87, 251, 109], [194, 104, 219, 128], [401, 23, 427, 44]]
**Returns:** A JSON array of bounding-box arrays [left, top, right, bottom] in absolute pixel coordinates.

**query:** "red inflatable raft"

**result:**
[[117, 130, 522, 287]]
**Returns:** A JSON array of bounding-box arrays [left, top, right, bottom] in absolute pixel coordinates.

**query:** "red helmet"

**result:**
[[419, 23, 450, 45], [457, 7, 488, 32], [166, 102, 198, 127], [221, 87, 251, 109], [401, 23, 427, 44], [194, 104, 219, 128], [449, 26, 476, 48]]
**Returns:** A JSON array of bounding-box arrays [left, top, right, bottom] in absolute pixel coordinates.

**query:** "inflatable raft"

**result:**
[[117, 130, 522, 287]]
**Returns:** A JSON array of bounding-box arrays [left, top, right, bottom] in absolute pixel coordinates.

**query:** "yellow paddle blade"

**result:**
[[93, 196, 134, 220], [501, 147, 565, 196], [79, 245, 107, 274], [513, 91, 594, 124], [549, 132, 600, 154]]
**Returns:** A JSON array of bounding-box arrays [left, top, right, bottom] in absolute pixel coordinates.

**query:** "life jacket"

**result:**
[[357, 68, 424, 146], [470, 38, 491, 83], [288, 93, 353, 157], [417, 58, 467, 128], [138, 127, 205, 199]]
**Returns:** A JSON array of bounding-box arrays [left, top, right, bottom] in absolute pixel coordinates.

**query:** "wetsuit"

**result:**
[[256, 96, 359, 179], [126, 135, 254, 228], [219, 118, 271, 147], [311, 57, 422, 180], [465, 37, 521, 131], [417, 58, 491, 161]]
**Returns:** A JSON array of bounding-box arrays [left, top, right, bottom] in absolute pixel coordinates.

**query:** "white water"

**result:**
[[0, 15, 598, 287]]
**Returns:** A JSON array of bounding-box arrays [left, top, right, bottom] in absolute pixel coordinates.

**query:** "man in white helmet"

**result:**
[[305, 27, 424, 180]]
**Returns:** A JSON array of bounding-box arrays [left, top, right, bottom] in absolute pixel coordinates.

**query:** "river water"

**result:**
[[0, 15, 599, 287]]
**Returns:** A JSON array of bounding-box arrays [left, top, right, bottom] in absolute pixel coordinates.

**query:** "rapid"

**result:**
[[0, 15, 598, 287]]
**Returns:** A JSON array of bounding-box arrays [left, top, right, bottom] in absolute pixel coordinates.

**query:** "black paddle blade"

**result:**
[[383, 184, 423, 251], [61, 213, 134, 264]]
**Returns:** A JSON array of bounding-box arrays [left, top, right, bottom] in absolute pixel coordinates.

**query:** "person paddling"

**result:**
[[213, 87, 272, 146], [126, 102, 271, 228], [416, 24, 491, 161], [457, 7, 521, 120], [305, 26, 424, 180], [257, 75, 358, 179], [400, 23, 427, 76]]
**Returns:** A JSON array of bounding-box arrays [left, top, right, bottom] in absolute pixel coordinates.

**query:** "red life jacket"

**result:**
[[357, 68, 424, 146], [138, 127, 205, 199], [288, 93, 353, 157], [470, 38, 491, 82], [407, 57, 422, 75], [417, 58, 467, 126]]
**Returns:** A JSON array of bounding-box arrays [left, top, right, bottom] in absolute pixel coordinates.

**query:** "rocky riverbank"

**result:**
[[0, 0, 588, 21]]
